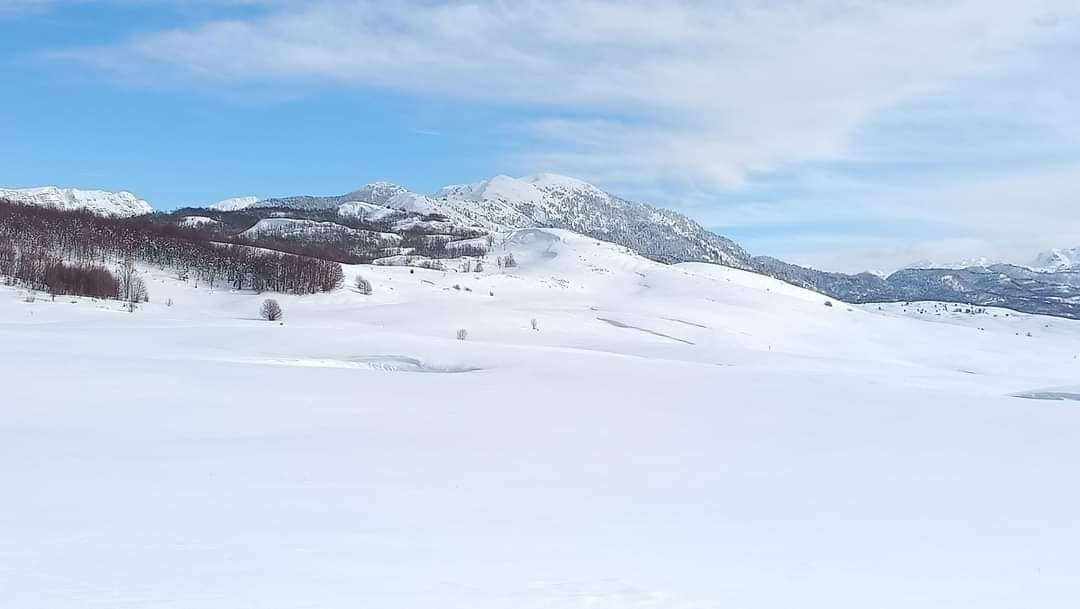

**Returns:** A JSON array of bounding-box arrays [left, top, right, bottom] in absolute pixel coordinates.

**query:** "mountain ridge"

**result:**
[[0, 186, 153, 218]]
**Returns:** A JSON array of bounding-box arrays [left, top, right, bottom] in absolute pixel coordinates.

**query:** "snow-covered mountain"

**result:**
[[904, 248, 1080, 273], [432, 174, 750, 266], [1030, 247, 1080, 272], [0, 186, 153, 217], [230, 174, 750, 267]]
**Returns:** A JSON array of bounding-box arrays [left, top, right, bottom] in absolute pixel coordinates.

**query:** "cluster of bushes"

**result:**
[[43, 262, 121, 299]]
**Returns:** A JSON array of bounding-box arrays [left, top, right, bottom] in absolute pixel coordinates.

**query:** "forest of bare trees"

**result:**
[[0, 200, 344, 298]]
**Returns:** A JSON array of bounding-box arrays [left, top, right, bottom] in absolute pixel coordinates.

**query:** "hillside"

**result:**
[[4, 226, 1080, 609]]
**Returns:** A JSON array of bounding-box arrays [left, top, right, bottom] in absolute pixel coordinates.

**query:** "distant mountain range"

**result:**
[[4, 176, 1079, 320], [905, 248, 1080, 273]]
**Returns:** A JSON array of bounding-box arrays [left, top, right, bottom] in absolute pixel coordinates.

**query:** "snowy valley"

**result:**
[[7, 2, 1078, 605]]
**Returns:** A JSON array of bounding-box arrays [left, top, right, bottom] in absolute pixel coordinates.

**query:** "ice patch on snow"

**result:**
[[1012, 386, 1080, 401]]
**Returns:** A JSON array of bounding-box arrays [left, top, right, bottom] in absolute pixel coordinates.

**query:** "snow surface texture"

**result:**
[[0, 186, 153, 217], [3, 228, 1080, 609]]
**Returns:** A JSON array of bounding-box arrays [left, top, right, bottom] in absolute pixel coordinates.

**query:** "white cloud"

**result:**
[[50, 0, 1080, 269], [75, 1, 1076, 180]]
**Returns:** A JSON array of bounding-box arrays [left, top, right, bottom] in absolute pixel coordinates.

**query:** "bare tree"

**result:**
[[456, 328, 468, 341], [261, 298, 283, 321]]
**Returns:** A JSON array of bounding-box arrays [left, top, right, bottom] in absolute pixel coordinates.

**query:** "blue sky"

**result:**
[[2, 1, 1078, 272], [0, 3, 527, 199]]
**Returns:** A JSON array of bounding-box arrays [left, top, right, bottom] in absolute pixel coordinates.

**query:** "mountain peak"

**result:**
[[208, 196, 261, 212], [346, 182, 411, 206], [522, 173, 596, 190]]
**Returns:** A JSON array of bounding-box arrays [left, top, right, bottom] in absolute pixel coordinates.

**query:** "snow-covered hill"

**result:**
[[208, 196, 261, 212], [0, 186, 153, 217], [4, 226, 1080, 609]]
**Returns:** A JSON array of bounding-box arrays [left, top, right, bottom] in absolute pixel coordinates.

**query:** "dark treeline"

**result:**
[[227, 225, 488, 264], [159, 207, 489, 264], [0, 200, 343, 296], [230, 232, 399, 265]]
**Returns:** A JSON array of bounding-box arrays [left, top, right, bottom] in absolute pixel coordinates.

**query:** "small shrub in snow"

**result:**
[[824, 301, 834, 308], [166, 298, 174, 307], [456, 328, 468, 341], [453, 284, 461, 291], [355, 275, 373, 295], [530, 318, 539, 331], [23, 291, 36, 303], [464, 286, 472, 292], [260, 299, 283, 322]]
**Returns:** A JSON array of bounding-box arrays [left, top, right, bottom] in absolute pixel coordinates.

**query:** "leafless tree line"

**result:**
[[0, 200, 343, 297]]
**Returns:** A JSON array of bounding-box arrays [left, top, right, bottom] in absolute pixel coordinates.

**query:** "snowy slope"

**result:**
[[3, 227, 1080, 608], [0, 186, 153, 217]]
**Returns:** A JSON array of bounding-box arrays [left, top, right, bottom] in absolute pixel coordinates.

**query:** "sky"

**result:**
[[1, 0, 1078, 272]]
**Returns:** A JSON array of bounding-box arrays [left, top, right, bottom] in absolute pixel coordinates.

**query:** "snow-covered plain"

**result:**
[[3, 229, 1079, 608]]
